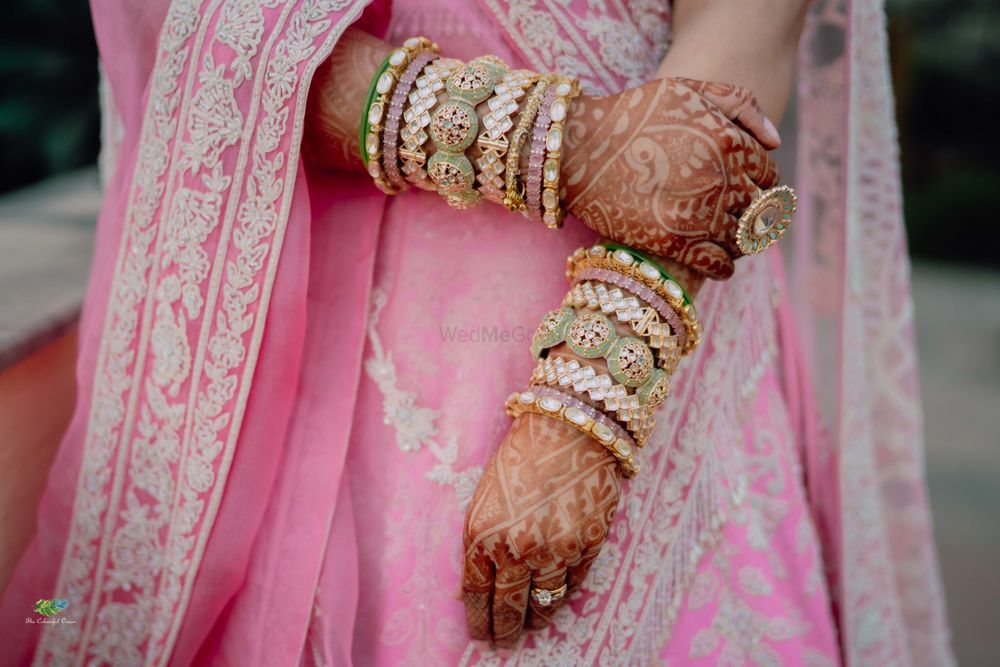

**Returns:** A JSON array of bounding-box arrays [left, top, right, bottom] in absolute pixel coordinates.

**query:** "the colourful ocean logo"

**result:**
[[33, 598, 69, 617]]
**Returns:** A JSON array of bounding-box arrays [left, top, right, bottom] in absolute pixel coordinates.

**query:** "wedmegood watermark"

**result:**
[[439, 324, 529, 344]]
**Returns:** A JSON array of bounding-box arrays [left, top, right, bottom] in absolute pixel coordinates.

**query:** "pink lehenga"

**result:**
[[0, 0, 953, 665]]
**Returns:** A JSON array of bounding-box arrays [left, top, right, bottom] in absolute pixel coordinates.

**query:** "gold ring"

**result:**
[[735, 185, 797, 255], [530, 583, 568, 607]]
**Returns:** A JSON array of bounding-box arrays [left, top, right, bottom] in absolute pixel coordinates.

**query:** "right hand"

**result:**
[[562, 77, 781, 280], [461, 409, 622, 648]]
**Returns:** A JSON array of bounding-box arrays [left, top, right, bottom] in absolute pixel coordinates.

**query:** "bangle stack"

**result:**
[[359, 39, 718, 480], [363, 37, 439, 194], [539, 77, 581, 229], [361, 38, 580, 223], [512, 243, 703, 476]]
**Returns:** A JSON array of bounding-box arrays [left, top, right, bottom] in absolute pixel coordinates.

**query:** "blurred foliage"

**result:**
[[0, 0, 996, 267], [888, 0, 1000, 267], [0, 0, 99, 195]]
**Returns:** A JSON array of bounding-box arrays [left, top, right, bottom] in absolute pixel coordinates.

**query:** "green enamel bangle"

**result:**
[[531, 309, 656, 388], [601, 243, 693, 305], [530, 307, 575, 359], [360, 53, 393, 167]]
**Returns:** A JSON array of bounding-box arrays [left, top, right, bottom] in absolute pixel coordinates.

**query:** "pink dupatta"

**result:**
[[0, 0, 952, 665]]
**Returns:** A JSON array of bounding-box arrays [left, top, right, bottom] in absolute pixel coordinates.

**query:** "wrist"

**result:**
[[561, 93, 600, 205]]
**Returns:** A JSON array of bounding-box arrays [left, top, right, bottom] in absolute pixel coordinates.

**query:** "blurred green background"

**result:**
[[0, 1, 100, 197], [889, 0, 999, 267]]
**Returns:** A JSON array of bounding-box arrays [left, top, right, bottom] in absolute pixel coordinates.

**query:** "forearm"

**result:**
[[658, 0, 809, 123], [303, 28, 392, 171]]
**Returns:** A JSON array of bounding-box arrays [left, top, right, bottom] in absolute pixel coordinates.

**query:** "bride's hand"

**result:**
[[563, 77, 781, 280], [461, 410, 621, 648]]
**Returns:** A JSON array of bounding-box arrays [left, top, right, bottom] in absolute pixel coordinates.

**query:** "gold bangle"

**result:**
[[529, 308, 657, 390], [530, 356, 668, 447], [539, 76, 581, 229], [504, 74, 555, 212], [504, 389, 640, 477], [428, 56, 508, 209], [366, 37, 438, 194], [566, 245, 702, 354], [399, 58, 463, 191], [475, 69, 538, 204]]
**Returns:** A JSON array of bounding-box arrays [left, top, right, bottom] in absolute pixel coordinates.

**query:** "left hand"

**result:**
[[562, 77, 781, 279], [461, 411, 622, 648]]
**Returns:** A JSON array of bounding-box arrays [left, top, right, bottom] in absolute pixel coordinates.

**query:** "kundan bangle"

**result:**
[[571, 267, 687, 367], [530, 309, 656, 389], [428, 56, 508, 208], [539, 77, 581, 229], [602, 243, 694, 303], [360, 52, 393, 167], [382, 50, 438, 190], [532, 356, 669, 410], [400, 58, 462, 190], [563, 281, 681, 372], [365, 37, 438, 194], [530, 356, 668, 447], [567, 245, 702, 353], [476, 69, 538, 204], [525, 85, 558, 223], [504, 74, 554, 213], [505, 387, 640, 477]]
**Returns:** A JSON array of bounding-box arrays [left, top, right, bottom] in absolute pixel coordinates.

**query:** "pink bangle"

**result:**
[[382, 51, 437, 190], [524, 86, 558, 223], [572, 268, 688, 352]]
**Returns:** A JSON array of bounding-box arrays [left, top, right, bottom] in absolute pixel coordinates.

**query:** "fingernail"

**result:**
[[763, 117, 781, 146]]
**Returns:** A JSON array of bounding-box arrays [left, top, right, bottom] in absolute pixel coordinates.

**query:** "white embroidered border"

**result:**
[[37, 1, 369, 664], [36, 2, 207, 662]]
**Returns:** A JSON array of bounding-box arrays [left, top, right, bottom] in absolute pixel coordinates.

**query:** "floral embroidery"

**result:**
[[365, 288, 484, 508], [478, 0, 671, 94], [36, 1, 205, 661], [679, 394, 825, 667], [37, 0, 369, 664]]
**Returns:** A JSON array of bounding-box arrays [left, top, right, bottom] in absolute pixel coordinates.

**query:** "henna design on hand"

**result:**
[[562, 77, 779, 280], [461, 413, 621, 647]]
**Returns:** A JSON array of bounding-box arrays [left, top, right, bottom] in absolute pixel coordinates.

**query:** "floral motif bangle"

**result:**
[[476, 69, 538, 204], [503, 75, 555, 213], [530, 309, 656, 389], [400, 58, 462, 190], [539, 77, 581, 229], [525, 85, 558, 223], [505, 387, 640, 477], [571, 267, 687, 364], [566, 245, 702, 353], [563, 281, 681, 373], [428, 56, 508, 209], [382, 50, 438, 190], [529, 306, 575, 359], [365, 37, 438, 194]]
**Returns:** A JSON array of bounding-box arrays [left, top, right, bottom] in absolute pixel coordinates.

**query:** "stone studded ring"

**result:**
[[735, 185, 797, 256], [530, 583, 568, 607]]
